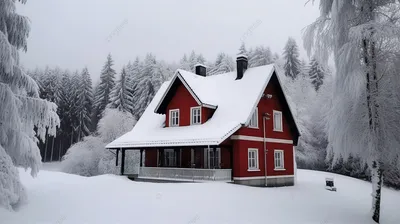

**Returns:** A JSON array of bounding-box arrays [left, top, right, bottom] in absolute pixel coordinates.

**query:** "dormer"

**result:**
[[154, 67, 217, 127]]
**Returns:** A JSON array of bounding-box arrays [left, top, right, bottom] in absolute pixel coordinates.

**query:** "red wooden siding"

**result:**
[[165, 82, 215, 127], [236, 82, 293, 140], [232, 80, 294, 178]]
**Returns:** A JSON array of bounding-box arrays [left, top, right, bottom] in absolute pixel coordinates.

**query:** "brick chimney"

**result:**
[[195, 64, 206, 77], [236, 55, 248, 80]]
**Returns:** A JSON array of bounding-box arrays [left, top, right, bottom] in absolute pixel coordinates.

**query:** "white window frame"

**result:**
[[273, 110, 283, 132], [248, 107, 259, 129], [247, 148, 259, 171], [169, 109, 180, 127], [203, 148, 221, 169], [190, 106, 202, 125], [274, 149, 285, 170], [164, 149, 176, 167]]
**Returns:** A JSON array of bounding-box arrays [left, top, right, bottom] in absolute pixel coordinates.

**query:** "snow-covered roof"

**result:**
[[106, 64, 281, 149]]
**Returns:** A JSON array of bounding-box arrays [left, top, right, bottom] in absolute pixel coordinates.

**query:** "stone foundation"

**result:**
[[234, 176, 294, 187]]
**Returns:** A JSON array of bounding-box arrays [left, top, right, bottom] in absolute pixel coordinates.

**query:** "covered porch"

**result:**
[[114, 146, 233, 182]]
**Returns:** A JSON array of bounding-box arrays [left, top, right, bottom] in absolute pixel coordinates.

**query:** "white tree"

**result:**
[[209, 53, 235, 76], [0, 0, 59, 209], [108, 67, 134, 113], [283, 37, 301, 79], [304, 1, 400, 222], [248, 46, 273, 67], [308, 58, 325, 91], [61, 108, 138, 176], [238, 42, 247, 56]]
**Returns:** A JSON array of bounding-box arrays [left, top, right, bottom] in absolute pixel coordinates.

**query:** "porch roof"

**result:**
[[106, 64, 278, 149]]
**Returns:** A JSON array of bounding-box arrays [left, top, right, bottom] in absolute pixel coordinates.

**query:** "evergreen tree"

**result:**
[[94, 54, 116, 127], [0, 0, 59, 209], [249, 46, 273, 67], [76, 68, 93, 140], [179, 54, 191, 71], [238, 42, 247, 55], [108, 67, 134, 113], [308, 58, 325, 91], [134, 54, 164, 117], [209, 53, 235, 76], [283, 37, 301, 79]]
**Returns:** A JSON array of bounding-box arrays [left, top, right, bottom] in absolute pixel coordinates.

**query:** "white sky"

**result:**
[[18, 0, 320, 81]]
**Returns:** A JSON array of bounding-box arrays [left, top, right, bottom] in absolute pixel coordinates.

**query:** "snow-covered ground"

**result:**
[[1, 168, 399, 224]]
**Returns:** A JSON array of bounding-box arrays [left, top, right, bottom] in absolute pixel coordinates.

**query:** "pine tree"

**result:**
[[134, 54, 164, 117], [0, 0, 59, 209], [94, 54, 116, 127], [283, 37, 301, 79], [179, 54, 191, 71], [108, 67, 134, 113], [209, 53, 235, 76], [76, 68, 93, 141], [238, 42, 247, 56], [249, 46, 273, 67], [308, 58, 325, 91]]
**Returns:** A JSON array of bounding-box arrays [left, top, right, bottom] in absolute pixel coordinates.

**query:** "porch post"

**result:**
[[160, 149, 164, 167], [175, 148, 180, 167], [116, 149, 119, 166], [230, 147, 234, 180], [213, 147, 217, 169], [140, 149, 144, 167], [120, 149, 125, 175]]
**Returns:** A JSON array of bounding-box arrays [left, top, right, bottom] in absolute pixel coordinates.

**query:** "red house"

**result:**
[[106, 55, 300, 187]]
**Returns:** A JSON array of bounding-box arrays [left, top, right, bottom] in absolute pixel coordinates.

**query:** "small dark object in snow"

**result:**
[[325, 177, 337, 191]]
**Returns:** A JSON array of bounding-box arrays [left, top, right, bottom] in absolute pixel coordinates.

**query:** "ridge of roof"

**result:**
[[106, 64, 297, 149]]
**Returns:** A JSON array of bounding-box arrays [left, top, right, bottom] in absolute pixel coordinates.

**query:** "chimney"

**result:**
[[236, 55, 248, 80], [195, 64, 207, 77]]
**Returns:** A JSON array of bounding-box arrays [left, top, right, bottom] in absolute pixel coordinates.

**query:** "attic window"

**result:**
[[248, 107, 258, 128], [273, 110, 283, 132], [169, 109, 179, 127], [190, 106, 201, 125]]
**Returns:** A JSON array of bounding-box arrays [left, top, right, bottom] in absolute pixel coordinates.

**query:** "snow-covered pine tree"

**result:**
[[248, 46, 273, 68], [238, 42, 247, 55], [209, 53, 235, 76], [283, 37, 301, 79], [108, 67, 134, 113], [304, 1, 400, 222], [76, 67, 93, 141], [179, 54, 191, 71], [308, 58, 325, 91], [133, 54, 165, 117], [93, 54, 116, 127], [196, 54, 206, 65], [0, 0, 59, 209]]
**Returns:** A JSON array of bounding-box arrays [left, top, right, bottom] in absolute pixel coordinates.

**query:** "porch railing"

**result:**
[[139, 167, 232, 181]]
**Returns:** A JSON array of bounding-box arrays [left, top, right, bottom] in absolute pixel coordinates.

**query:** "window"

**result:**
[[248, 148, 259, 171], [169, 109, 179, 127], [191, 106, 201, 125], [164, 149, 176, 167], [273, 110, 283, 132], [249, 107, 258, 128], [204, 148, 221, 168], [274, 150, 284, 170]]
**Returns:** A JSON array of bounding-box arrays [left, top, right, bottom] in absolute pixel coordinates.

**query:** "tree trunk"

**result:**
[[44, 129, 48, 162], [50, 137, 55, 162], [363, 21, 382, 222], [371, 161, 383, 223]]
